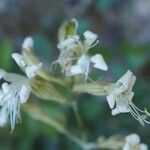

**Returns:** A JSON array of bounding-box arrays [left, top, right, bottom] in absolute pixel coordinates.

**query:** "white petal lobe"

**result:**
[[19, 84, 31, 104], [0, 107, 8, 127], [106, 92, 116, 109], [84, 31, 97, 45], [125, 133, 140, 144], [91, 54, 108, 71], [57, 36, 79, 49], [69, 65, 83, 75], [12, 53, 26, 67], [22, 36, 34, 51], [25, 63, 42, 79], [117, 70, 133, 90]]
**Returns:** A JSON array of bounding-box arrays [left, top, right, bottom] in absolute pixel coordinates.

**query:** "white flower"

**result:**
[[67, 54, 108, 79], [22, 36, 34, 51], [56, 30, 108, 78], [12, 53, 42, 79], [55, 28, 107, 77], [0, 37, 42, 131], [0, 70, 31, 131], [123, 133, 148, 150], [83, 30, 98, 48], [107, 70, 150, 125]]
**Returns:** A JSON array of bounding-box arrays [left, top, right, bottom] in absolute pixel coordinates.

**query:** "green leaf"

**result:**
[[58, 18, 78, 42]]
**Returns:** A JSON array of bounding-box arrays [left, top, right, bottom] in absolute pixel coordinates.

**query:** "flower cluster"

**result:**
[[12, 37, 42, 79], [0, 19, 149, 140], [0, 37, 42, 131], [123, 133, 148, 150], [56, 29, 108, 80], [56, 19, 150, 126], [97, 133, 148, 150], [107, 70, 150, 126]]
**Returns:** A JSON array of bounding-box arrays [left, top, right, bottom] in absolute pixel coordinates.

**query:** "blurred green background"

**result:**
[[0, 0, 150, 149]]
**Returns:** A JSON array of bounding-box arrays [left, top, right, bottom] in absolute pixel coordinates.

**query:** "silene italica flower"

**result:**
[[0, 37, 42, 131], [123, 133, 148, 150], [106, 70, 150, 126], [55, 23, 108, 80]]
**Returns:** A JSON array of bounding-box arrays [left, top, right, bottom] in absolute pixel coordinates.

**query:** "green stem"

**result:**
[[23, 104, 98, 150], [72, 101, 85, 134]]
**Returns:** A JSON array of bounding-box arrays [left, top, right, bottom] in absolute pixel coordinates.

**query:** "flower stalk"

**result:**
[[23, 103, 98, 150]]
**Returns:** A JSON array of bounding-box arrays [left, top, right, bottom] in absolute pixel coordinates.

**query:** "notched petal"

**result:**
[[91, 54, 108, 71]]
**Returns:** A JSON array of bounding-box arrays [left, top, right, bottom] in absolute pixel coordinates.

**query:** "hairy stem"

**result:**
[[23, 103, 98, 150], [72, 101, 85, 135]]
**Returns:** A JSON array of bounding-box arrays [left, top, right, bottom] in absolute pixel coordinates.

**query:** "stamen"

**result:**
[[130, 102, 146, 113], [129, 105, 145, 126], [130, 102, 150, 124], [89, 40, 99, 49], [144, 120, 150, 124], [129, 107, 145, 126]]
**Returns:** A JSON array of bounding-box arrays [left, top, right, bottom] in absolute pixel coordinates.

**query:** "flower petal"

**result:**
[[106, 91, 116, 109], [77, 55, 90, 76], [111, 108, 120, 115], [68, 65, 83, 75], [128, 92, 134, 102], [125, 133, 140, 144], [123, 143, 130, 150], [128, 75, 136, 92], [139, 144, 148, 150], [0, 107, 8, 127], [19, 84, 31, 104], [90, 54, 108, 71], [117, 70, 133, 90], [83, 31, 97, 46], [111, 106, 130, 115], [25, 63, 42, 79], [2, 83, 10, 93], [22, 36, 34, 51], [4, 73, 27, 83], [66, 55, 90, 76], [57, 35, 79, 49], [12, 53, 26, 67]]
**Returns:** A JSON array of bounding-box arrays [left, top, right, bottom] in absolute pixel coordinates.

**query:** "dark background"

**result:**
[[0, 0, 150, 149]]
